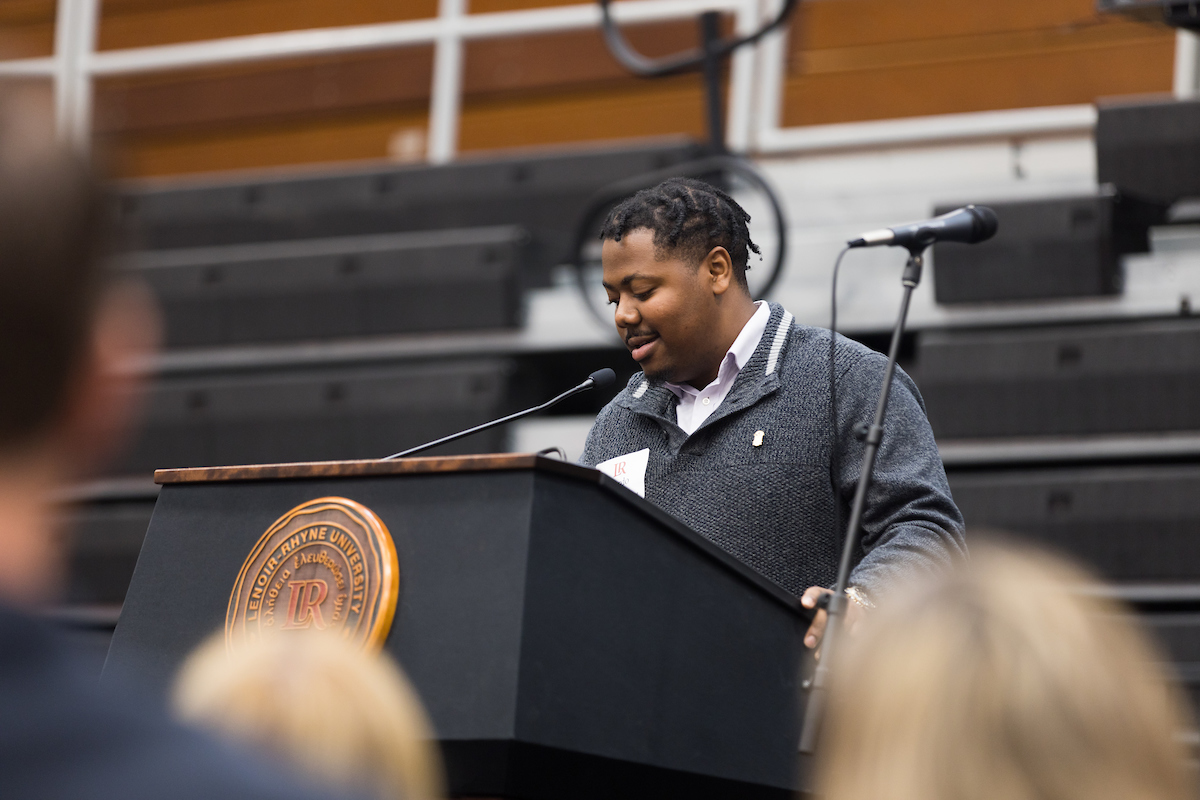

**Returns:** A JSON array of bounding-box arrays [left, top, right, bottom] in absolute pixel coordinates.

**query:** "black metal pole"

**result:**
[[798, 252, 924, 754], [699, 11, 727, 154]]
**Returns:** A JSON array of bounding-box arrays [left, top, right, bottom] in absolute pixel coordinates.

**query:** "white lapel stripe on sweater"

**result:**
[[632, 380, 649, 398], [764, 311, 794, 376]]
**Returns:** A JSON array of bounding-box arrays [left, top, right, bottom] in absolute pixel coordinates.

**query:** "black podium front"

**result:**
[[105, 454, 812, 799]]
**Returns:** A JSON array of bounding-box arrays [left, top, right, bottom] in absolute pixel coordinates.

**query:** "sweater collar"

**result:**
[[616, 301, 795, 434]]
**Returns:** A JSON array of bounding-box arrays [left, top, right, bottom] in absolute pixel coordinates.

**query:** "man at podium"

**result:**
[[582, 178, 966, 647]]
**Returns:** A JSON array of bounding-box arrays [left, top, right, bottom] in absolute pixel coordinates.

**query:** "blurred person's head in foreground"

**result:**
[[0, 90, 359, 800], [819, 540, 1196, 800], [174, 631, 444, 800], [0, 88, 158, 605]]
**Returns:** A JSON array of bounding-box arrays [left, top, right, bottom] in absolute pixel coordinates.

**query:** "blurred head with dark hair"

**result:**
[[0, 94, 107, 448], [0, 89, 158, 602]]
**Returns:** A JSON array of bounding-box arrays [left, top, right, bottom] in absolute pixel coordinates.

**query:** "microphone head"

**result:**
[[588, 368, 616, 389], [966, 205, 999, 244]]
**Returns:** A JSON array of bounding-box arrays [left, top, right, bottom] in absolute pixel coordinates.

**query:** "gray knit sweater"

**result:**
[[580, 302, 966, 598]]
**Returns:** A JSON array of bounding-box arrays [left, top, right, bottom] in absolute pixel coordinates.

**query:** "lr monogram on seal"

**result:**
[[281, 579, 329, 630], [226, 497, 399, 653]]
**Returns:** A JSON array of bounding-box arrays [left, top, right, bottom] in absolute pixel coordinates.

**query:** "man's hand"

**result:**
[[801, 587, 866, 651]]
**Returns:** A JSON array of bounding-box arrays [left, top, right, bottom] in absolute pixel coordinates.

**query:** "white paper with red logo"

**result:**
[[594, 448, 649, 498]]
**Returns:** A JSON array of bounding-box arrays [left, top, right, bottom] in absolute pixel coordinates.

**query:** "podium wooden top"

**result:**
[[154, 453, 596, 485]]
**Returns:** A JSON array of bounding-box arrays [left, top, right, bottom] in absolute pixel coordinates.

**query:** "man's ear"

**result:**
[[705, 246, 735, 296], [50, 280, 162, 479]]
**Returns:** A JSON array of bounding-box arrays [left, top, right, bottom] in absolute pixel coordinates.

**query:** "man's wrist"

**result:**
[[845, 585, 874, 609]]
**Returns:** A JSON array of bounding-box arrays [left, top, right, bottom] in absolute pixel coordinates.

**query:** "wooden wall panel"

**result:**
[[457, 22, 717, 152], [463, 22, 698, 93], [92, 20, 708, 177], [783, 39, 1174, 126], [91, 20, 695, 137], [797, 0, 1131, 47], [96, 0, 437, 50], [0, 0, 54, 60], [782, 0, 1174, 126], [471, 0, 580, 11], [95, 48, 434, 135], [459, 77, 708, 153], [100, 106, 429, 178]]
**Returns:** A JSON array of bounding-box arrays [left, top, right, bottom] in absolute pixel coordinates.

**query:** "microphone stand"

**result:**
[[381, 371, 612, 460], [798, 249, 925, 754]]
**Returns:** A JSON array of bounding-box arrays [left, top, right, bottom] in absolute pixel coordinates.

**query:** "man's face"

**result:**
[[601, 228, 725, 386]]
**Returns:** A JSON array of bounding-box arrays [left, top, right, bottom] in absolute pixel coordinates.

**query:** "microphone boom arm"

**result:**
[[382, 370, 614, 460]]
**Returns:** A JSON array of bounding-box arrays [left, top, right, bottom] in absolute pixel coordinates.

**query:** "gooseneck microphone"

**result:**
[[848, 205, 998, 252], [382, 368, 616, 460]]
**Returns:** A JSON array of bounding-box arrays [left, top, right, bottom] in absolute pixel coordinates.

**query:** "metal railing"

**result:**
[[0, 0, 1106, 162]]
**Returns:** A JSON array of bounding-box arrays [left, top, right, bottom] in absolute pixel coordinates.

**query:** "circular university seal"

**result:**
[[226, 497, 399, 653]]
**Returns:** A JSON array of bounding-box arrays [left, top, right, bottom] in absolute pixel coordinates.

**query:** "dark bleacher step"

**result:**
[[931, 188, 1164, 304], [942, 434, 1200, 583], [1097, 96, 1200, 206], [119, 357, 513, 474], [43, 605, 124, 678], [939, 432, 1200, 471], [53, 478, 160, 607], [45, 480, 159, 675], [915, 317, 1200, 439], [116, 138, 704, 287], [125, 227, 529, 348]]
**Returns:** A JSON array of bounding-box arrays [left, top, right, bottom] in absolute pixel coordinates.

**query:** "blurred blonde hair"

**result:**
[[819, 541, 1196, 800], [173, 632, 443, 800]]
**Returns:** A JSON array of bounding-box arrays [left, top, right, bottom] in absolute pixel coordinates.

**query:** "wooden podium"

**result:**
[[105, 454, 812, 799]]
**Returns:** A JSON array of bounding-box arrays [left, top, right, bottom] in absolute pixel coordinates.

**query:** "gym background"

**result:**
[[4, 0, 1200, 707]]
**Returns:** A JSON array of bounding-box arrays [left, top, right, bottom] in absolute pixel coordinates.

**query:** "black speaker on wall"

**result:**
[[931, 187, 1165, 304]]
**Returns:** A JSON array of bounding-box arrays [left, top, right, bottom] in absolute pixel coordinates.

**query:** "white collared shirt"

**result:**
[[666, 301, 770, 435]]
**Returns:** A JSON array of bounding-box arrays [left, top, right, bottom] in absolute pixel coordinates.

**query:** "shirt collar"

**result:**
[[666, 301, 771, 399]]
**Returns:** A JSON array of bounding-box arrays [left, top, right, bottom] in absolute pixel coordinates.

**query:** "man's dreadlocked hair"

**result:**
[[599, 177, 761, 290]]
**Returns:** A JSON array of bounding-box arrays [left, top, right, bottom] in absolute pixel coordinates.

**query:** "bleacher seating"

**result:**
[[916, 100, 1200, 703], [127, 227, 530, 347], [117, 138, 704, 287], [918, 321, 1200, 708], [931, 189, 1164, 304], [121, 358, 513, 473], [917, 318, 1200, 439], [1097, 97, 1200, 207], [54, 480, 159, 607], [938, 438, 1200, 581]]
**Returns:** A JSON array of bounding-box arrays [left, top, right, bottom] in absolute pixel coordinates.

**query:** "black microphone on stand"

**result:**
[[800, 205, 999, 755], [382, 368, 616, 460], [848, 205, 998, 252]]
